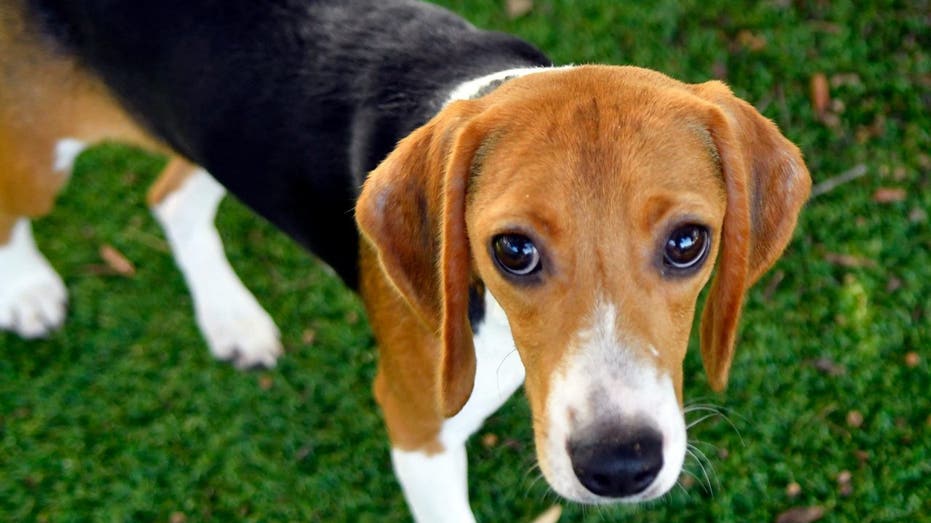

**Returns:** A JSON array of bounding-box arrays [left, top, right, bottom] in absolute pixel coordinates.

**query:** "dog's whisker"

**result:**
[[683, 404, 724, 415], [685, 455, 714, 497], [686, 443, 714, 467], [686, 413, 721, 429], [525, 471, 547, 497], [675, 471, 697, 500], [685, 401, 750, 424], [524, 461, 543, 480], [706, 412, 746, 447], [687, 438, 723, 457], [495, 348, 521, 395], [685, 443, 717, 496], [683, 402, 746, 447]]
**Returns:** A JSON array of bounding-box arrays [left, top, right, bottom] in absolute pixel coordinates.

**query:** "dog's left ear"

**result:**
[[692, 81, 812, 391], [356, 100, 490, 417]]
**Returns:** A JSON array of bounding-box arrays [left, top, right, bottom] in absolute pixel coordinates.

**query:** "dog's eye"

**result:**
[[663, 224, 710, 272], [492, 234, 541, 276]]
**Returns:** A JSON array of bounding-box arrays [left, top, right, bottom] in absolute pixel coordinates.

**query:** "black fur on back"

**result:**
[[27, 0, 551, 287]]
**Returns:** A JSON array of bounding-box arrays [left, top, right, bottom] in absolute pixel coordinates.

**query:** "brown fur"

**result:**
[[360, 240, 446, 452], [356, 101, 489, 449], [691, 81, 812, 391], [0, 0, 175, 244], [147, 157, 198, 207], [357, 65, 810, 456]]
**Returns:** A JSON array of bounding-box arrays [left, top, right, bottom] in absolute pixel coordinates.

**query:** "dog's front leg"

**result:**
[[392, 442, 474, 523], [149, 159, 282, 369]]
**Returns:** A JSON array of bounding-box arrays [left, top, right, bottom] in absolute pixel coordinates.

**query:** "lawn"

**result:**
[[1, 0, 929, 522]]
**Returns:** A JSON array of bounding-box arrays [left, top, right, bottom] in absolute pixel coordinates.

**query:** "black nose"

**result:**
[[568, 426, 664, 498]]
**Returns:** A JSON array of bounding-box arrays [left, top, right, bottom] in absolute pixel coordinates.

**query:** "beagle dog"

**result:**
[[0, 0, 811, 520]]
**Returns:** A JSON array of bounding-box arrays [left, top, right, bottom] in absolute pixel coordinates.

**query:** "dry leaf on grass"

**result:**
[[506, 0, 533, 19], [809, 357, 846, 376], [99, 244, 136, 276], [909, 207, 927, 223], [736, 29, 767, 51], [872, 187, 907, 203], [846, 410, 864, 428], [258, 374, 274, 390], [837, 470, 853, 497], [775, 506, 825, 523], [810, 73, 830, 118], [530, 505, 562, 523], [823, 252, 877, 269], [886, 277, 903, 292]]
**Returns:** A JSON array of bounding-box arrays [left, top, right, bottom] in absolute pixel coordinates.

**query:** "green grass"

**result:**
[[2, 0, 929, 521]]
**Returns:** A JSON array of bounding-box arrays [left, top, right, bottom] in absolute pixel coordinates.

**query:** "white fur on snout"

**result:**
[[153, 169, 282, 368], [540, 300, 686, 504], [0, 220, 68, 338]]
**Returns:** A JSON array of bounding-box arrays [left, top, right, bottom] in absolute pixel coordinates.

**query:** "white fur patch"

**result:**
[[541, 300, 686, 503], [391, 445, 476, 523], [391, 291, 524, 523], [0, 219, 68, 338], [152, 169, 282, 368], [445, 66, 573, 104], [53, 138, 88, 174]]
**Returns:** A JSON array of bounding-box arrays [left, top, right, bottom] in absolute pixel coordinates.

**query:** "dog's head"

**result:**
[[356, 66, 810, 503]]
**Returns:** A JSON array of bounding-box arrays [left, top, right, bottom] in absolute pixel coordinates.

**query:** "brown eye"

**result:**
[[663, 225, 710, 272], [492, 234, 541, 276]]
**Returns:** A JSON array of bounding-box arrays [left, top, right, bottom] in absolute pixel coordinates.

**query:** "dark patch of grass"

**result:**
[[2, 1, 929, 521]]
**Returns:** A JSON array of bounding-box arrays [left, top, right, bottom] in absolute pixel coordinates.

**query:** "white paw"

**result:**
[[151, 168, 283, 370], [0, 222, 68, 338], [0, 266, 67, 338], [194, 290, 283, 369]]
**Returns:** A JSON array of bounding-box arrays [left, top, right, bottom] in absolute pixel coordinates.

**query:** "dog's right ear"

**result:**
[[356, 100, 489, 418]]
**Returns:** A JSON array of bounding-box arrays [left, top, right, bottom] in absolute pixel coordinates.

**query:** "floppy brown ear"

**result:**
[[692, 81, 812, 391], [355, 100, 489, 417]]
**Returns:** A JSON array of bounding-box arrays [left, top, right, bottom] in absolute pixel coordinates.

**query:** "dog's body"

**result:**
[[0, 0, 811, 520]]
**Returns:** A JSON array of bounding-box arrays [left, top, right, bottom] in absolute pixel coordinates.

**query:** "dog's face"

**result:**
[[464, 86, 726, 500], [357, 65, 810, 503]]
